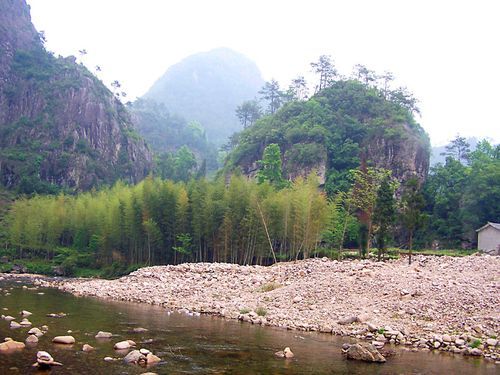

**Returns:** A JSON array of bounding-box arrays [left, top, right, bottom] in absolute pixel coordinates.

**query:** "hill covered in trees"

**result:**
[[130, 99, 219, 178], [0, 0, 152, 193], [144, 48, 264, 145], [227, 61, 430, 195]]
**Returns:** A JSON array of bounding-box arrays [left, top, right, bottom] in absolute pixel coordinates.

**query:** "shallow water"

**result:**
[[0, 279, 496, 374]]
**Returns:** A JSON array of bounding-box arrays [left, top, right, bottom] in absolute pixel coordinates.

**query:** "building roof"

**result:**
[[476, 222, 500, 232]]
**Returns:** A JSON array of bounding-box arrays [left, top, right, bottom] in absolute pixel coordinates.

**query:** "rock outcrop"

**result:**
[[0, 0, 152, 191]]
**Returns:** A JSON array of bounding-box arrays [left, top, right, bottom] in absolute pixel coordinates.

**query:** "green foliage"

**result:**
[[259, 282, 281, 292], [6, 174, 330, 267], [256, 144, 288, 188], [470, 339, 481, 349], [228, 79, 428, 195], [373, 175, 397, 261], [154, 146, 198, 182], [131, 99, 218, 172], [255, 307, 267, 316], [239, 307, 251, 314]]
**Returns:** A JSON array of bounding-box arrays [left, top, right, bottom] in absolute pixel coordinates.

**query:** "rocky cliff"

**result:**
[[0, 0, 152, 192]]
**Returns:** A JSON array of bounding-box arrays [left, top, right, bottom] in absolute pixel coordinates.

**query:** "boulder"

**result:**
[[20, 310, 32, 317], [146, 352, 162, 364], [82, 344, 94, 352], [52, 336, 75, 344], [95, 331, 113, 339], [123, 349, 146, 364], [10, 321, 21, 329], [28, 327, 44, 337], [284, 347, 294, 358], [344, 343, 386, 363], [34, 350, 62, 367], [114, 340, 136, 350], [486, 339, 498, 347], [20, 318, 32, 326], [338, 316, 357, 325], [3, 315, 15, 321], [25, 335, 39, 344], [356, 313, 371, 323], [0, 340, 25, 351]]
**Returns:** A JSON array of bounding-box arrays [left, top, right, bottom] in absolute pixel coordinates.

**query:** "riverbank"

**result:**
[[33, 255, 500, 362]]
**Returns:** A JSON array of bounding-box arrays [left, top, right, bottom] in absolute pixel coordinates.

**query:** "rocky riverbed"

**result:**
[[38, 255, 500, 362]]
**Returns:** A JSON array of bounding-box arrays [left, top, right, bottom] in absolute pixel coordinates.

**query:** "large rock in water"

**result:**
[[52, 336, 75, 344], [344, 343, 386, 363], [0, 0, 152, 191]]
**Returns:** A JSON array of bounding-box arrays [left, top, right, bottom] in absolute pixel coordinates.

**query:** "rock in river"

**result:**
[[25, 335, 39, 344], [343, 343, 386, 363], [0, 340, 25, 351], [95, 331, 113, 339], [34, 350, 63, 368], [123, 350, 146, 364], [52, 336, 75, 344], [114, 340, 136, 350]]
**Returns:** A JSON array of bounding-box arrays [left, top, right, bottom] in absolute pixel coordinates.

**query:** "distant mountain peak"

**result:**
[[145, 48, 264, 145]]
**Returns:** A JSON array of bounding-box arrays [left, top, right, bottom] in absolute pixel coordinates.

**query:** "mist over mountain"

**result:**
[[145, 48, 264, 145]]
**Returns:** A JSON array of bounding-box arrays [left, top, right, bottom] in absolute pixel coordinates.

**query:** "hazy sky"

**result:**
[[27, 0, 499, 146]]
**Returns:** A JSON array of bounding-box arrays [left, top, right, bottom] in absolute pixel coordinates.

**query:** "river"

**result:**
[[0, 278, 496, 374]]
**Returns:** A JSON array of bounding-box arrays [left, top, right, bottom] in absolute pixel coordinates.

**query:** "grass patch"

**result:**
[[255, 307, 267, 317], [470, 339, 481, 349], [259, 282, 281, 292], [239, 307, 251, 314]]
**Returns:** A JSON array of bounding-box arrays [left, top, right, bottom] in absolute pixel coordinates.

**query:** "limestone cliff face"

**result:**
[[362, 123, 429, 189], [0, 0, 152, 191]]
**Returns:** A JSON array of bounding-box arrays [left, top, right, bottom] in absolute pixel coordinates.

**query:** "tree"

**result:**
[[389, 86, 420, 115], [373, 175, 396, 261], [440, 135, 471, 164], [235, 100, 261, 128], [256, 144, 287, 188], [353, 64, 377, 86], [349, 167, 392, 257], [311, 55, 337, 93], [401, 177, 426, 264], [287, 75, 309, 101], [259, 80, 284, 114], [379, 71, 394, 98]]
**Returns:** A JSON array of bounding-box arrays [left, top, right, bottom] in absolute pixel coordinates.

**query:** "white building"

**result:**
[[476, 222, 500, 255]]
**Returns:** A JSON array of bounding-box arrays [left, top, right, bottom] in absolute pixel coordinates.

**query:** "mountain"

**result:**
[[130, 98, 218, 171], [227, 80, 430, 193], [0, 0, 152, 193], [145, 48, 264, 145]]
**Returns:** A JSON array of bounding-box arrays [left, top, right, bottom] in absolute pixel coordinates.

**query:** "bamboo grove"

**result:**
[[6, 174, 330, 267]]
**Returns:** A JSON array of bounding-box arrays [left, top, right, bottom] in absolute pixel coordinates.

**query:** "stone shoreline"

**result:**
[[14, 255, 500, 362]]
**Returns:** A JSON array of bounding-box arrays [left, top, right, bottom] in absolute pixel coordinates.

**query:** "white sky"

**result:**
[[27, 0, 499, 146]]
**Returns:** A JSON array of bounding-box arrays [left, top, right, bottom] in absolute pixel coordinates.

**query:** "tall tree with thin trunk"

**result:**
[[401, 177, 425, 265]]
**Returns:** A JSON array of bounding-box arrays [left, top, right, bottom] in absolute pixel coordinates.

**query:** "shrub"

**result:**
[[255, 307, 267, 316], [259, 282, 281, 292], [239, 307, 251, 314]]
